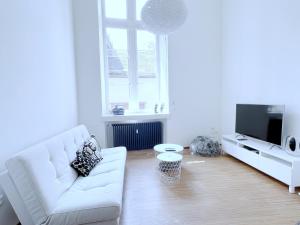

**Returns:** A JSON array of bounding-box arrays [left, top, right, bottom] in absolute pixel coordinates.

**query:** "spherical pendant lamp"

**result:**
[[141, 0, 188, 35]]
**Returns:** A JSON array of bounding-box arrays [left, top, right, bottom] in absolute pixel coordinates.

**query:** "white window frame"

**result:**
[[99, 0, 169, 115]]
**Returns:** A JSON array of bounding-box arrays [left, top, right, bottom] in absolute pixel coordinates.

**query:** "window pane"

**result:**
[[106, 28, 128, 76], [136, 30, 159, 112], [137, 30, 157, 77], [105, 28, 130, 111], [105, 0, 127, 19], [136, 0, 148, 20]]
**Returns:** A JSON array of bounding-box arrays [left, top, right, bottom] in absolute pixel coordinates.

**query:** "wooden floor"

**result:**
[[120, 150, 300, 225]]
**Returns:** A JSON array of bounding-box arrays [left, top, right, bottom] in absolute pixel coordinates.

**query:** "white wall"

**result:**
[[167, 0, 222, 146], [74, 0, 222, 147], [221, 0, 300, 140], [73, 0, 106, 147], [0, 0, 78, 224]]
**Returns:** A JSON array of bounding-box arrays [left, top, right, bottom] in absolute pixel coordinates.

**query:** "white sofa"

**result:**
[[0, 125, 127, 225]]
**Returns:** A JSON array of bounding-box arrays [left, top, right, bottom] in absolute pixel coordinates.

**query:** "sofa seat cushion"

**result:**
[[90, 147, 126, 176], [47, 147, 127, 225]]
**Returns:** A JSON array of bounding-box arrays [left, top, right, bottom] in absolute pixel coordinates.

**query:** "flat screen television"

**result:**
[[235, 104, 285, 146]]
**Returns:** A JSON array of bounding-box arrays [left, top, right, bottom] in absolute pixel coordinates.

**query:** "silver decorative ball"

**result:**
[[141, 0, 188, 35], [190, 136, 222, 157]]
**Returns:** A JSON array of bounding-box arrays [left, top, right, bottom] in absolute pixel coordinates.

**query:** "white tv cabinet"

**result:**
[[222, 135, 300, 193]]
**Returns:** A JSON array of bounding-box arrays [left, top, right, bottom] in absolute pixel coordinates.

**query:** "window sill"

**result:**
[[101, 112, 170, 122]]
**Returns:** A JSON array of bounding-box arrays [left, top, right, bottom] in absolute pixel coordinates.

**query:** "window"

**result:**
[[100, 0, 169, 115]]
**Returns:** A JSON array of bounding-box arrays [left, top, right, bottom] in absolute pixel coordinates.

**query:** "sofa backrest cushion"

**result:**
[[6, 125, 90, 225]]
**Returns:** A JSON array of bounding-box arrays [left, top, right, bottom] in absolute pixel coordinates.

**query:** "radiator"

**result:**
[[111, 121, 163, 150]]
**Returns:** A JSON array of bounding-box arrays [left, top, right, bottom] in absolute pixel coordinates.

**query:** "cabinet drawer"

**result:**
[[237, 148, 259, 168], [259, 155, 292, 185], [222, 140, 238, 157]]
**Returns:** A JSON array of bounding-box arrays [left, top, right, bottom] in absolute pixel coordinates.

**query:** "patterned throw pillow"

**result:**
[[71, 135, 103, 177], [71, 150, 94, 177], [83, 135, 103, 164]]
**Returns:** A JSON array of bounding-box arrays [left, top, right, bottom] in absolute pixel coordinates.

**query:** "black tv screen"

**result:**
[[235, 104, 284, 146]]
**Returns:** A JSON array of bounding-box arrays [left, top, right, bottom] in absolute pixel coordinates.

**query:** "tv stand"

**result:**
[[222, 135, 300, 193]]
